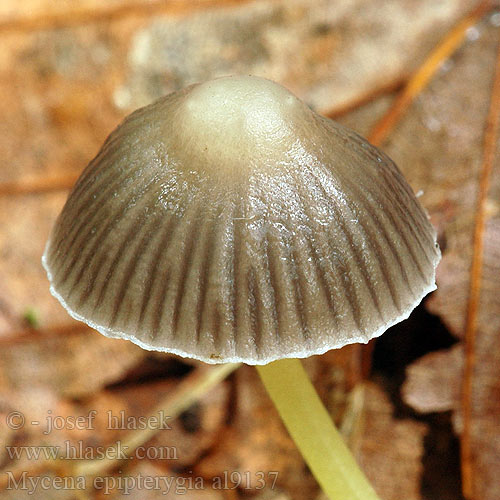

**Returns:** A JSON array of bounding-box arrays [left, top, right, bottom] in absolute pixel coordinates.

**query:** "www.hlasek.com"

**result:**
[[6, 471, 280, 495], [6, 440, 177, 461]]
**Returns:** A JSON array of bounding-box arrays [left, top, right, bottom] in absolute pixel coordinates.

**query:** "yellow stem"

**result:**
[[256, 358, 380, 500]]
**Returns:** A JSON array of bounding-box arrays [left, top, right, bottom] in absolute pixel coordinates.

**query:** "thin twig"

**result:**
[[360, 0, 492, 380], [2, 4, 488, 198], [368, 0, 492, 146], [324, 77, 406, 120], [339, 383, 366, 449], [461, 32, 500, 500], [0, 461, 50, 490], [0, 0, 248, 34], [0, 173, 79, 197], [0, 362, 240, 494], [72, 362, 240, 478]]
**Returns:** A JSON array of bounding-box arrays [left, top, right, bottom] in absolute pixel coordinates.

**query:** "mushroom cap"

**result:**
[[43, 75, 440, 365]]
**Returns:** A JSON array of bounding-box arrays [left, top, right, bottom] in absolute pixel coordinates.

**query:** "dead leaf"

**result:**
[[116, 0, 475, 113], [402, 344, 462, 414], [99, 461, 225, 500], [382, 17, 500, 500], [0, 330, 145, 397], [103, 376, 230, 469], [356, 383, 428, 500]]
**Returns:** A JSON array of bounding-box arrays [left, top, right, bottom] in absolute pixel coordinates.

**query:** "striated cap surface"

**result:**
[[43, 75, 441, 364]]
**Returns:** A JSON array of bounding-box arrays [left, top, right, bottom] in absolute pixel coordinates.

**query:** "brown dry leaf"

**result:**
[[382, 16, 500, 500], [98, 461, 225, 500], [0, 0, 474, 184], [0, 342, 146, 485], [0, 387, 101, 499], [253, 492, 291, 500], [355, 383, 428, 500], [0, 369, 230, 498], [0, 474, 75, 500], [0, 31, 123, 185], [0, 195, 69, 332], [402, 344, 462, 414], [114, 0, 474, 112], [0, 329, 144, 397], [101, 375, 230, 469], [0, 0, 168, 22]]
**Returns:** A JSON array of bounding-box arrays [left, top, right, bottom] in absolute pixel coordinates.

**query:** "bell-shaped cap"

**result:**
[[43, 75, 440, 364]]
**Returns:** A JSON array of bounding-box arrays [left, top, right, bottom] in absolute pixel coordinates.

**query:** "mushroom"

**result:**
[[43, 75, 440, 499]]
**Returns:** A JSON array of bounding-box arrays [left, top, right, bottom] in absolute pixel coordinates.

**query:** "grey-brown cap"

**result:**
[[43, 75, 440, 365]]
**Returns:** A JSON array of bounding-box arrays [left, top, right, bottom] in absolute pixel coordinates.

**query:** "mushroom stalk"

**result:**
[[257, 358, 381, 500]]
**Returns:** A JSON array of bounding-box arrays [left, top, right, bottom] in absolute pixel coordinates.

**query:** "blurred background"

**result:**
[[0, 1, 499, 499]]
